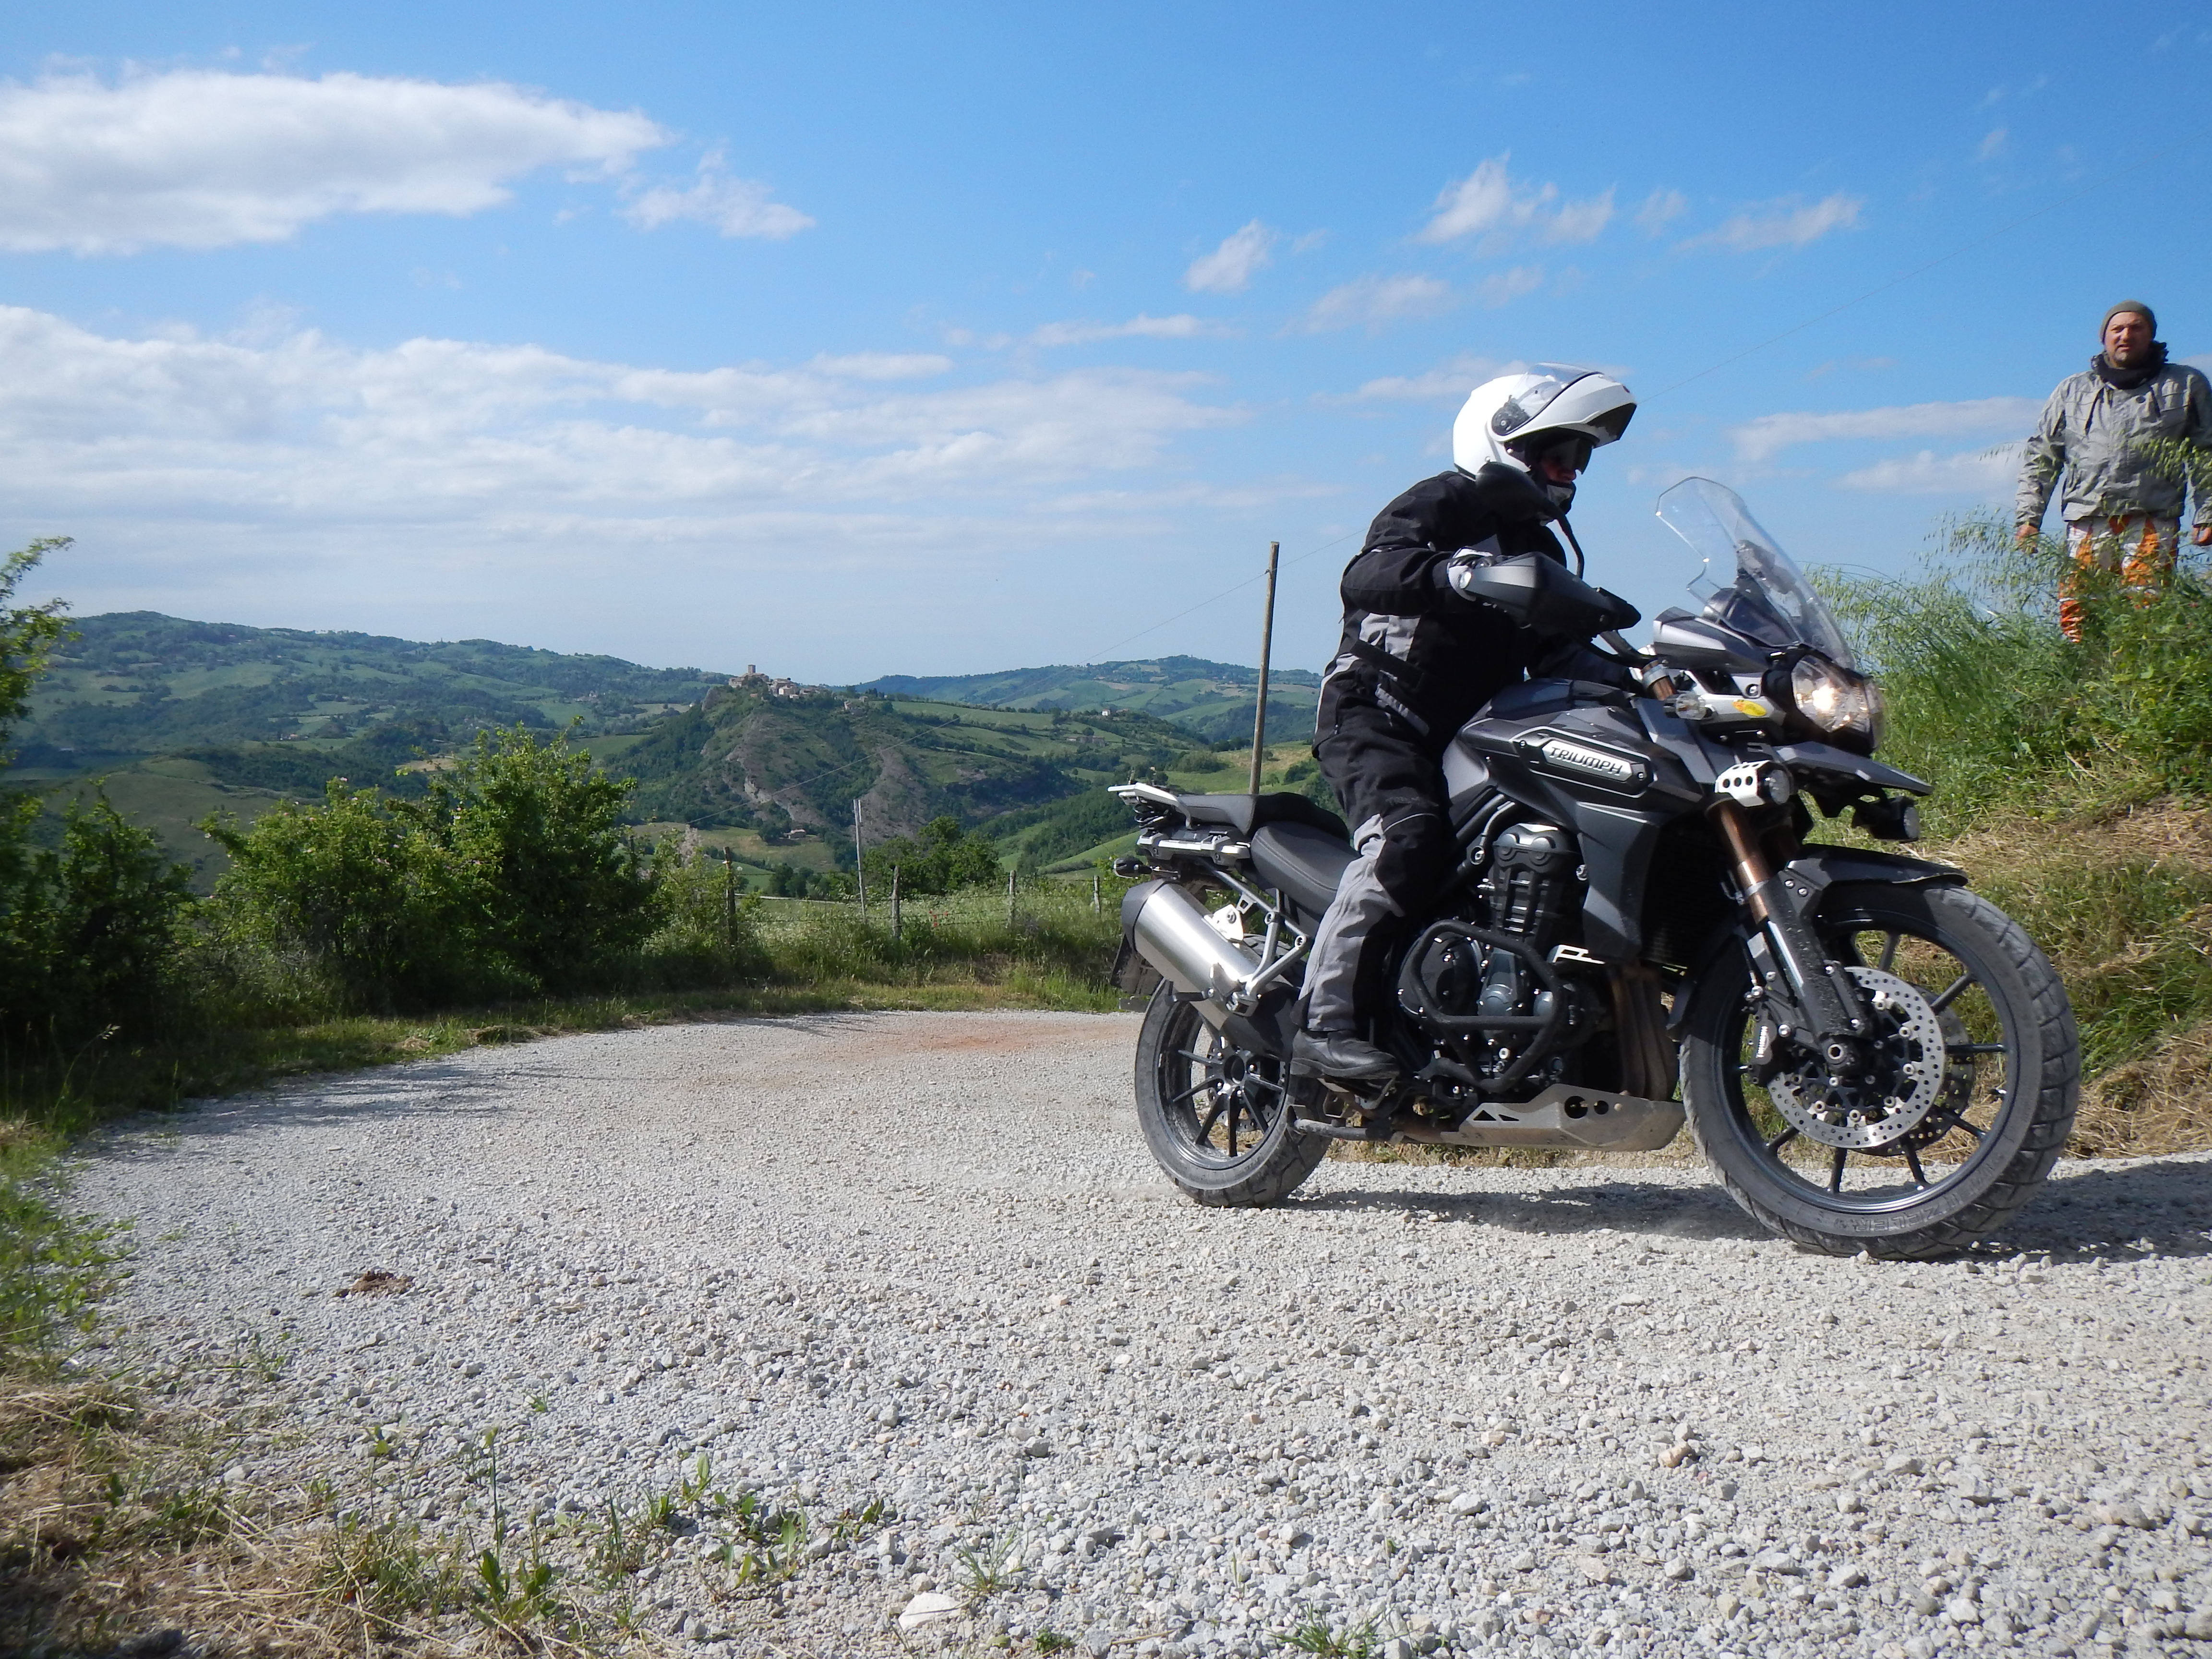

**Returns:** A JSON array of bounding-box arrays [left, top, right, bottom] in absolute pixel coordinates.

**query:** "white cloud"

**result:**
[[1027, 314, 1222, 348], [1976, 127, 2008, 162], [1543, 192, 1614, 245], [1836, 443, 2021, 495], [1679, 192, 1865, 254], [1475, 265, 1545, 307], [1729, 397, 2041, 462], [1298, 274, 1457, 334], [1348, 354, 1519, 402], [0, 305, 1241, 531], [618, 150, 813, 239], [806, 352, 952, 380], [1417, 155, 1613, 248], [0, 69, 669, 253], [1184, 221, 1277, 294], [1635, 188, 1688, 236]]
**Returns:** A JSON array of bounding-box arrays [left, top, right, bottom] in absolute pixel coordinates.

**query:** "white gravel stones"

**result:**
[[897, 1590, 963, 1629], [65, 1010, 2212, 1657]]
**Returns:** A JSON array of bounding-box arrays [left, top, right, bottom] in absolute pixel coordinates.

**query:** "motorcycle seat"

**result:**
[[1251, 819, 1359, 916], [1173, 790, 1348, 840]]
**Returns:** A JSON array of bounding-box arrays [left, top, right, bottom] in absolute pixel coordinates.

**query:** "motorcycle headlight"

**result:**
[[1785, 655, 1884, 753]]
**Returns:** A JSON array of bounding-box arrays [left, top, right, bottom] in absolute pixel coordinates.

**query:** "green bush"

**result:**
[[0, 796, 194, 1045], [204, 780, 484, 1011], [637, 843, 770, 988], [430, 725, 659, 989], [859, 814, 1003, 895], [0, 541, 196, 1050], [205, 726, 659, 1010]]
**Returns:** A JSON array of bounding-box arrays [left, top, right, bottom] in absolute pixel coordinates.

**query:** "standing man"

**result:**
[[1291, 366, 1638, 1082], [2016, 301, 2212, 640]]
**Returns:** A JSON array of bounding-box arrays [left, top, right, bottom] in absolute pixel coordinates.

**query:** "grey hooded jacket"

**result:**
[[2016, 357, 2212, 530]]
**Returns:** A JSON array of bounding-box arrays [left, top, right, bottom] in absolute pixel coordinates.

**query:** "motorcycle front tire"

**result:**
[[1680, 880, 2079, 1260]]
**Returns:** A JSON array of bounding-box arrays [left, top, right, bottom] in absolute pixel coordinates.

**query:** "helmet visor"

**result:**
[[1512, 431, 1595, 473]]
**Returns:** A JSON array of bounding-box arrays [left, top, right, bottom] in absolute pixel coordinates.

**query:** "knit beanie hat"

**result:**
[[2103, 300, 2157, 334]]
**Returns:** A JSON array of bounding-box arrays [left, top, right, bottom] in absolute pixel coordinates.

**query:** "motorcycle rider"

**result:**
[[1292, 366, 1639, 1082]]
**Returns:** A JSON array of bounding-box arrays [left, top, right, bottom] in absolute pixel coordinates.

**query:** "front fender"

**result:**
[[1785, 845, 1967, 897]]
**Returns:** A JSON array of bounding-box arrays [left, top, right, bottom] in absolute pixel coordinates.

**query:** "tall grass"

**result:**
[[752, 880, 1118, 993], [1828, 512, 2212, 831]]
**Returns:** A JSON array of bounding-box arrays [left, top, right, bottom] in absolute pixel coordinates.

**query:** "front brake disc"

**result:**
[[1765, 965, 1946, 1150]]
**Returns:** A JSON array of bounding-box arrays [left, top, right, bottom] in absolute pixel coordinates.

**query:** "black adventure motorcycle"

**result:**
[[1110, 479, 2079, 1259]]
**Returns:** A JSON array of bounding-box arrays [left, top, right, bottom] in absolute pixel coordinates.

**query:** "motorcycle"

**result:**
[[1109, 478, 2079, 1259]]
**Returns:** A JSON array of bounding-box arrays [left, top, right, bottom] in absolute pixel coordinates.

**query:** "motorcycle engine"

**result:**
[[1399, 819, 1594, 1084]]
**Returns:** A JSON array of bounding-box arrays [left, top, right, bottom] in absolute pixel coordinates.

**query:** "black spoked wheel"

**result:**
[[1133, 982, 1327, 1207], [1681, 882, 2079, 1259]]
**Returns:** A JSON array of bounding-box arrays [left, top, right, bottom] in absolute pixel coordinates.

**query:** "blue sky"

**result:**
[[3, 1, 2209, 683]]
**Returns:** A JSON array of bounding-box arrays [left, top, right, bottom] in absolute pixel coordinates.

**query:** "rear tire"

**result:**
[[1134, 984, 1327, 1207], [1680, 882, 2078, 1259]]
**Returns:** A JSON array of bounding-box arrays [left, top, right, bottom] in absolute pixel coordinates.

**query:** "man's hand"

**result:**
[[2017, 523, 2039, 545], [2194, 524, 2212, 547]]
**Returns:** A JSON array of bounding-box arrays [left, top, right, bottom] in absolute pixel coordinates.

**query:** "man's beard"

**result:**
[[2094, 340, 2168, 389]]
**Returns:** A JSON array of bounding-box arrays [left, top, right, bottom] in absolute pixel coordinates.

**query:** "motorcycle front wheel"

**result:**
[[1680, 881, 2079, 1259], [1133, 983, 1327, 1207]]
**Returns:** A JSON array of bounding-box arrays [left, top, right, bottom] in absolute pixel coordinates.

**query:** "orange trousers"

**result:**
[[2058, 515, 2180, 642]]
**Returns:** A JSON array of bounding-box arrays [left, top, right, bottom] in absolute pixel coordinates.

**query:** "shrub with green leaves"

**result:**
[[206, 726, 660, 1010], [861, 814, 1004, 895], [0, 797, 195, 1045], [0, 540, 196, 1048], [638, 842, 770, 988]]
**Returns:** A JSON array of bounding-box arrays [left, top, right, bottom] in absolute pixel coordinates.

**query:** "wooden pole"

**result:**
[[1093, 870, 1102, 916], [853, 798, 867, 918], [721, 849, 736, 946], [1248, 540, 1281, 803], [890, 864, 902, 942], [1007, 866, 1017, 929]]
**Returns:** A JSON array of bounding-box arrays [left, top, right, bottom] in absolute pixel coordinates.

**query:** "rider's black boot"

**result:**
[[1290, 1028, 1401, 1082]]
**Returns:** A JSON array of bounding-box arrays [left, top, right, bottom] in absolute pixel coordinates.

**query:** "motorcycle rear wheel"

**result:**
[[1133, 983, 1327, 1207], [1681, 881, 2079, 1259]]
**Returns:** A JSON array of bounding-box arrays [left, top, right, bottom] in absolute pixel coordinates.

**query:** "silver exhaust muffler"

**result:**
[[1120, 880, 1259, 1023]]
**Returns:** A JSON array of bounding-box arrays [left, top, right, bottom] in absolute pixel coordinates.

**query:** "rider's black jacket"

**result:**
[[1318, 462, 1605, 750]]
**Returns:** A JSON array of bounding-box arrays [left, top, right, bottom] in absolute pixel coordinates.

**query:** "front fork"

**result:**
[[1707, 797, 1870, 1066]]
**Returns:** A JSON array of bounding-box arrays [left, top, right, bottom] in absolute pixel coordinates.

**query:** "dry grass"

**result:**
[[0, 1377, 332, 1657], [0, 1363, 623, 1658], [1936, 798, 2212, 1157]]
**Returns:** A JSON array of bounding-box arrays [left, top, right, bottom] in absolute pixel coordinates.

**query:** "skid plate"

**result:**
[[1431, 1083, 1685, 1151]]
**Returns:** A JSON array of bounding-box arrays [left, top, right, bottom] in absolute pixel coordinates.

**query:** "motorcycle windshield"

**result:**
[[1655, 477, 1857, 670]]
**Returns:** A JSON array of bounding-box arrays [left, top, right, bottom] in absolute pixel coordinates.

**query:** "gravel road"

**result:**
[[70, 1011, 2212, 1658]]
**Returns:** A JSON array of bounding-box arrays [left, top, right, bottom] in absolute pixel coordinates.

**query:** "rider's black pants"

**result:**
[[1303, 701, 1457, 1035]]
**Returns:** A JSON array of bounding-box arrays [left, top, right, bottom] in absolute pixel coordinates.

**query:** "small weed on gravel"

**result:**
[[1277, 1611, 1379, 1657], [951, 1527, 1024, 1602]]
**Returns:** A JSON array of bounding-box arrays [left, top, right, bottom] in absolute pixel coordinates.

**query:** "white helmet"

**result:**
[[1452, 364, 1636, 508]]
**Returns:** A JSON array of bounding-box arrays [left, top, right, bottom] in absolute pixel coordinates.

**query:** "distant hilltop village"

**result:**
[[728, 664, 826, 701]]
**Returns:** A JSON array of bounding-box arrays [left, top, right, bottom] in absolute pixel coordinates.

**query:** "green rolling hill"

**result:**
[[857, 654, 1321, 745], [8, 615, 1267, 888]]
